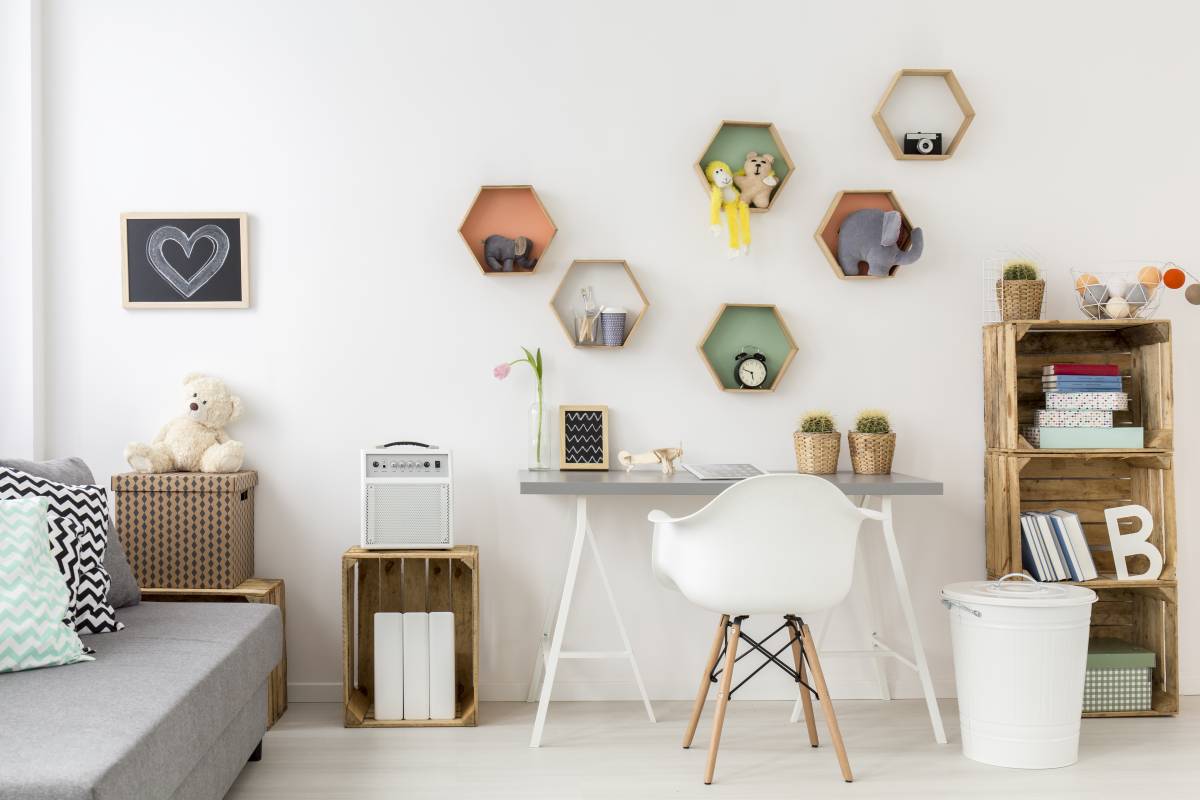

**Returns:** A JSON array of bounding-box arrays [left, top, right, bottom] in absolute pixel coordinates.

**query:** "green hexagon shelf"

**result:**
[[694, 121, 795, 212], [698, 304, 797, 392]]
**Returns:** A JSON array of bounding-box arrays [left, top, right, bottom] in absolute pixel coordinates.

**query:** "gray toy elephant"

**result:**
[[836, 209, 924, 277], [482, 234, 537, 272]]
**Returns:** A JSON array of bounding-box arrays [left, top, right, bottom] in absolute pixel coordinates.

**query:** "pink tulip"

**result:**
[[493, 362, 511, 380]]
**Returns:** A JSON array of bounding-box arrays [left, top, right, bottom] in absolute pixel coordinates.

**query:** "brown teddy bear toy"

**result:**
[[733, 152, 779, 209]]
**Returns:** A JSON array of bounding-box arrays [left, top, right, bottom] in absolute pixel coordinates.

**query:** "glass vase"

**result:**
[[528, 391, 552, 470]]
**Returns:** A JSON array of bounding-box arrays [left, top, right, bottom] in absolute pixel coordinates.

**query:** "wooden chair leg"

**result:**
[[786, 619, 819, 748], [801, 623, 853, 782], [704, 618, 741, 785], [684, 614, 729, 749]]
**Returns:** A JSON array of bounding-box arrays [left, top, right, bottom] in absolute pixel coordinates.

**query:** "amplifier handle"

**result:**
[[376, 440, 435, 449]]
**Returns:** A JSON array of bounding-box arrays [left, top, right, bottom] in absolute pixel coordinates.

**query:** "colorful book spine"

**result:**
[[1042, 364, 1120, 376], [1042, 378, 1124, 392], [1034, 409, 1114, 428], [1045, 392, 1129, 410]]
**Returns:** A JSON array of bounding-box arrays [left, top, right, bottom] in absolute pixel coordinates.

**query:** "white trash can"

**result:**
[[942, 573, 1097, 769]]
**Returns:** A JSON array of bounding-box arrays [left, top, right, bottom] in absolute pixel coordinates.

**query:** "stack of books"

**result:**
[[1020, 510, 1099, 582], [1021, 363, 1142, 448]]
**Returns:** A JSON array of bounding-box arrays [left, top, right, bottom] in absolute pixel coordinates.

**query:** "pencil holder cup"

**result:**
[[599, 307, 627, 346]]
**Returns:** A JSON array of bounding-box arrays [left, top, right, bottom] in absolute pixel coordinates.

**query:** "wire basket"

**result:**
[[1070, 262, 1172, 320]]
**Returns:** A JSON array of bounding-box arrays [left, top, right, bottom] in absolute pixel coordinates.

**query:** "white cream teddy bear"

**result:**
[[125, 373, 246, 473]]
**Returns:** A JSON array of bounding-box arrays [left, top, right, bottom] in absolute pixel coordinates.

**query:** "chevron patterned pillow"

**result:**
[[0, 467, 124, 633], [0, 497, 93, 673]]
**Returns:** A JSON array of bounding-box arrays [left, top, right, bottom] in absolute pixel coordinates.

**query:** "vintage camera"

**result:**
[[903, 132, 943, 156]]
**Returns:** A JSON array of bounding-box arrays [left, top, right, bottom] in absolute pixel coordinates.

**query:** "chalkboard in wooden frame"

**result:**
[[559, 404, 609, 470], [121, 212, 250, 308]]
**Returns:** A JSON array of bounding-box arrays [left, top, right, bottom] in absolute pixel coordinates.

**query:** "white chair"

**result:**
[[649, 473, 883, 784]]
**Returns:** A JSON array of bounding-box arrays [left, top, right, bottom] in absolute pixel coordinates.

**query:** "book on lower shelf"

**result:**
[[1041, 376, 1124, 392], [1022, 426, 1144, 449], [1019, 510, 1098, 582]]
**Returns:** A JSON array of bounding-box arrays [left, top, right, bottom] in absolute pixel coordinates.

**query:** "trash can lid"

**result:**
[[942, 574, 1097, 608]]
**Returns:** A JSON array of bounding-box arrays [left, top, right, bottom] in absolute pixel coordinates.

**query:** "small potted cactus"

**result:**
[[996, 259, 1045, 321], [848, 410, 895, 475], [794, 411, 841, 474]]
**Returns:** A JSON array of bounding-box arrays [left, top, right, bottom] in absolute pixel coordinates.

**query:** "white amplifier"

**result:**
[[360, 443, 453, 549]]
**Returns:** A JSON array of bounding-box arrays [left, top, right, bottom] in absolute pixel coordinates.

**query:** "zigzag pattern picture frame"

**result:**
[[559, 405, 609, 471]]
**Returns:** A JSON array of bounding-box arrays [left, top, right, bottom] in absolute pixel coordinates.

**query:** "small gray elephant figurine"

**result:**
[[836, 209, 924, 277], [482, 234, 537, 272]]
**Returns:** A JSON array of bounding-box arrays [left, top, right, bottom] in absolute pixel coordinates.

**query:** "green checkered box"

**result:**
[[1083, 638, 1155, 713]]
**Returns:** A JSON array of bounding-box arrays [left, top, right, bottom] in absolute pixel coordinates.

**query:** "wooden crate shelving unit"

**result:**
[[983, 320, 1177, 717], [142, 578, 287, 728], [341, 546, 478, 727]]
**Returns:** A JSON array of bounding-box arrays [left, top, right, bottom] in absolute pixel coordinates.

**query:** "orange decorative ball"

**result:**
[[1137, 266, 1163, 287], [1074, 273, 1100, 295], [1164, 268, 1186, 290]]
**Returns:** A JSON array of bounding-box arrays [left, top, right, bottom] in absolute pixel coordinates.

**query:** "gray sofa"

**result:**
[[0, 457, 282, 800]]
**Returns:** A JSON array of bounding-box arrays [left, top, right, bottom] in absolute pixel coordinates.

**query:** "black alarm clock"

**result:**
[[734, 349, 768, 389]]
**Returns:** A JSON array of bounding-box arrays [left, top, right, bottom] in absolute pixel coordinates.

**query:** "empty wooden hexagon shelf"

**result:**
[[694, 121, 795, 212], [814, 190, 918, 280], [458, 185, 558, 276], [872, 69, 975, 161], [697, 303, 797, 393], [550, 259, 649, 348]]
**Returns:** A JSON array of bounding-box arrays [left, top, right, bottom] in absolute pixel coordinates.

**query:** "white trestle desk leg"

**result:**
[[529, 496, 589, 748], [585, 519, 656, 723], [879, 496, 947, 744]]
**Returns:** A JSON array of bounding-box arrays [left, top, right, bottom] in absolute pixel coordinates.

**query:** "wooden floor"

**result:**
[[228, 698, 1196, 799]]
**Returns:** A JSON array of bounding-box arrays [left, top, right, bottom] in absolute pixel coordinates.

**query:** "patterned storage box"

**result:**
[[112, 471, 256, 589], [1034, 409, 1113, 428], [1044, 392, 1129, 411], [1083, 638, 1155, 713]]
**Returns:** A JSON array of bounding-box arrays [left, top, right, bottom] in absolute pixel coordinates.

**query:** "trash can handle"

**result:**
[[997, 572, 1035, 583], [941, 598, 982, 618]]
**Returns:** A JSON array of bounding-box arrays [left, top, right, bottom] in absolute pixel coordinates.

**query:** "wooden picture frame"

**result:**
[[121, 212, 250, 308], [559, 404, 609, 470]]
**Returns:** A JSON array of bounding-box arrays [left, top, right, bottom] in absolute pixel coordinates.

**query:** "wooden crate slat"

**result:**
[[342, 546, 478, 728]]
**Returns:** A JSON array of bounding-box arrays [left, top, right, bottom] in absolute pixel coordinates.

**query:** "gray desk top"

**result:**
[[518, 469, 942, 496]]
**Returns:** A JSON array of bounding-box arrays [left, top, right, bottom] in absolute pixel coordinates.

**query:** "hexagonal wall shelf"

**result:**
[[872, 69, 975, 160], [458, 185, 557, 276], [550, 260, 649, 348], [814, 190, 918, 280], [697, 304, 797, 393], [694, 121, 795, 212]]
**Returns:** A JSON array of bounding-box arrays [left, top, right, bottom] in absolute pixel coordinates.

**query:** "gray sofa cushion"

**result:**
[[0, 456, 140, 608], [0, 601, 282, 800]]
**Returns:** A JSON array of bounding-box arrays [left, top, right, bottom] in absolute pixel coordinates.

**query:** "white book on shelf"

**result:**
[[1034, 513, 1068, 580], [402, 612, 430, 720], [1020, 513, 1050, 581], [428, 611, 456, 721], [1053, 510, 1099, 581], [373, 612, 404, 720]]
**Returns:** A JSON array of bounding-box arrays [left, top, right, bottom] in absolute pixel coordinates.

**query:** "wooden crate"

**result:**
[[341, 546, 479, 728], [1086, 585, 1178, 717], [984, 452, 1177, 584], [141, 578, 287, 727], [983, 320, 1172, 451]]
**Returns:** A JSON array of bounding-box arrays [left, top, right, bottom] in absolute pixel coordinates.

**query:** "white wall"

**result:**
[[27, 0, 1200, 702]]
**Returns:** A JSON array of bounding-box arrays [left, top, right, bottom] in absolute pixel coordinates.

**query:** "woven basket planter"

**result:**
[[995, 279, 1045, 321], [793, 431, 841, 474], [848, 432, 895, 475]]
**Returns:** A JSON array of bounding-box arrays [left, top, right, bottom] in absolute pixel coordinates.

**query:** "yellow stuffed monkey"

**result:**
[[705, 160, 751, 258]]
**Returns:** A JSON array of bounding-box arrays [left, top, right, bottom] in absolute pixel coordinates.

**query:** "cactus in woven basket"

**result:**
[[854, 410, 891, 434], [1002, 260, 1039, 281], [798, 410, 837, 433]]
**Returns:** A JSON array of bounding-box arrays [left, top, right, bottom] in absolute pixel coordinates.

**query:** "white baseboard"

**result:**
[[287, 677, 959, 704]]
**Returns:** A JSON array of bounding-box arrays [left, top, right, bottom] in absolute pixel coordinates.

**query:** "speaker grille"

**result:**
[[365, 483, 450, 546]]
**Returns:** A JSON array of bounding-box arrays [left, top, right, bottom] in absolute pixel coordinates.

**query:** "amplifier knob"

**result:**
[[372, 461, 379, 468]]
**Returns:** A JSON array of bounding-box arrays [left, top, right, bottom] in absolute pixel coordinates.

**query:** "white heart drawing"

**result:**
[[145, 224, 231, 298]]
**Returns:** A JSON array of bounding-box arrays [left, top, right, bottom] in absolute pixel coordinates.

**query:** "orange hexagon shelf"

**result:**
[[550, 260, 649, 349], [872, 69, 975, 161], [458, 185, 558, 276], [694, 121, 795, 212], [697, 304, 797, 393], [814, 190, 918, 280]]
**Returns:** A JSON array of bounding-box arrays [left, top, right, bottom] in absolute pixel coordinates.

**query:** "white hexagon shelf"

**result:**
[[872, 69, 975, 160], [550, 259, 649, 348]]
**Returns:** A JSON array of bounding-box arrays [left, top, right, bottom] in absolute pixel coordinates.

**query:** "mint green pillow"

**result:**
[[1, 497, 92, 672]]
